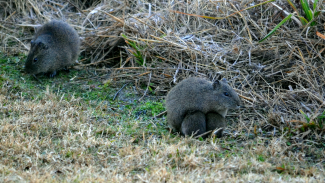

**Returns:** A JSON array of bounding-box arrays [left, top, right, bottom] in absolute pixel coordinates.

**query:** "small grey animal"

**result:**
[[25, 20, 80, 77], [166, 77, 241, 138]]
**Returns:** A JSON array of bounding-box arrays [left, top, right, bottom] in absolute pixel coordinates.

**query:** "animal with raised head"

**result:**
[[166, 77, 241, 138], [25, 20, 80, 77]]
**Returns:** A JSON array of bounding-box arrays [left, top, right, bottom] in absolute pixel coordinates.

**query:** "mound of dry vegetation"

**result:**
[[0, 0, 325, 182]]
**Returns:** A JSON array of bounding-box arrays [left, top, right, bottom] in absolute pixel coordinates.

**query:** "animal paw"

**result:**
[[63, 67, 70, 72], [49, 71, 57, 77]]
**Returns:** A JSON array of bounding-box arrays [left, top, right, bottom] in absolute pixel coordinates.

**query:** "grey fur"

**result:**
[[166, 77, 240, 138], [25, 20, 80, 76]]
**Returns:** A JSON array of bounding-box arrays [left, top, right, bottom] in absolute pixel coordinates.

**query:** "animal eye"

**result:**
[[33, 58, 38, 63], [224, 92, 229, 96]]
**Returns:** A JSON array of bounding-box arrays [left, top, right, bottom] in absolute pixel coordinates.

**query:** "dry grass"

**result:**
[[0, 87, 324, 182], [0, 0, 325, 182]]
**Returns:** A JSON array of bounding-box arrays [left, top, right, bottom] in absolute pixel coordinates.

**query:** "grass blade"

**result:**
[[286, 0, 300, 16], [313, 0, 319, 11], [299, 109, 310, 122], [300, 0, 313, 21], [298, 16, 309, 25], [259, 13, 293, 43]]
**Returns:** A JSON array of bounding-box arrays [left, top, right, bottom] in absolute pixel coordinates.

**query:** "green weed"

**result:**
[[259, 13, 293, 43], [257, 155, 266, 162], [260, 0, 322, 42], [288, 0, 321, 26], [299, 109, 325, 131], [121, 34, 146, 66]]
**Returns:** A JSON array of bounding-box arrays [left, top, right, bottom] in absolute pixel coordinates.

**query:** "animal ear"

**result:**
[[213, 80, 220, 89], [38, 41, 48, 50]]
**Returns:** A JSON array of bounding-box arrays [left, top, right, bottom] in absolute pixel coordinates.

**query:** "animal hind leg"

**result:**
[[181, 111, 206, 137], [63, 66, 70, 72], [206, 112, 226, 138]]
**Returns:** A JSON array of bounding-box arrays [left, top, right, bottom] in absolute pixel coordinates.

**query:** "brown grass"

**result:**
[[0, 87, 324, 182], [0, 0, 325, 182]]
